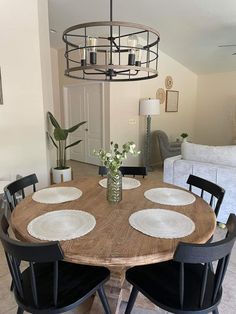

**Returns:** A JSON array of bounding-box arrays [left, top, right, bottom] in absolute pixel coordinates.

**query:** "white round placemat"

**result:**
[[32, 187, 82, 204], [129, 208, 195, 238], [144, 188, 196, 206], [99, 177, 141, 190], [27, 209, 96, 241]]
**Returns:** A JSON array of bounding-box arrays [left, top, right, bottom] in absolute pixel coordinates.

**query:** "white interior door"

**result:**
[[85, 83, 103, 164], [64, 83, 104, 165], [67, 85, 86, 162]]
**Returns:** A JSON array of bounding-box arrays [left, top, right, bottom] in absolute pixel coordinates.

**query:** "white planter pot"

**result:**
[[52, 167, 72, 184]]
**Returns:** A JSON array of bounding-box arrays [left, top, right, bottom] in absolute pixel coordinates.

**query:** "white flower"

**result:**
[[129, 147, 134, 154], [93, 141, 140, 172]]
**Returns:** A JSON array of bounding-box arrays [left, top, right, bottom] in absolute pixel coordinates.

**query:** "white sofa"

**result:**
[[164, 142, 236, 223]]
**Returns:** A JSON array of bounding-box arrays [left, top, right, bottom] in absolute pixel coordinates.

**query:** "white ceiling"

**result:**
[[48, 0, 236, 74]]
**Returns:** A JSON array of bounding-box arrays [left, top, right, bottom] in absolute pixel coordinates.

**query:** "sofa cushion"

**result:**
[[181, 142, 236, 167]]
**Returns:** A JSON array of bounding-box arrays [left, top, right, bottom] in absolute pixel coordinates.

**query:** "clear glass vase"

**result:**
[[107, 169, 122, 203]]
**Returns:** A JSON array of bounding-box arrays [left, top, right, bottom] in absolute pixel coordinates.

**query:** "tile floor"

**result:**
[[0, 161, 236, 313]]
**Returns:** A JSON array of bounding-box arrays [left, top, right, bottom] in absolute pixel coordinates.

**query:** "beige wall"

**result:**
[[0, 0, 53, 187], [49, 47, 236, 169], [110, 82, 141, 165], [50, 48, 61, 122], [140, 51, 198, 141], [57, 48, 80, 124], [109, 50, 198, 165], [2, 1, 232, 182], [54, 48, 198, 166], [195, 71, 236, 145]]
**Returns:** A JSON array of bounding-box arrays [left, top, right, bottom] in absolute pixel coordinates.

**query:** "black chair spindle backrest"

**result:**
[[0, 211, 64, 309], [174, 213, 236, 310], [99, 166, 147, 178], [119, 166, 147, 178], [4, 173, 38, 211], [187, 174, 225, 217], [98, 166, 108, 177]]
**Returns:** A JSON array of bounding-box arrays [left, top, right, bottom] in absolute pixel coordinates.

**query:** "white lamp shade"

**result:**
[[139, 99, 160, 116]]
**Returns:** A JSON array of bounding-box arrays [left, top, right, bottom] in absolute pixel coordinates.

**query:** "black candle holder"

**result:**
[[81, 59, 86, 66], [90, 52, 97, 64], [128, 53, 135, 66]]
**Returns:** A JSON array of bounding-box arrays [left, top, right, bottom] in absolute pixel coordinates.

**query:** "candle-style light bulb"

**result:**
[[135, 45, 142, 67], [88, 37, 97, 64], [127, 35, 138, 65], [79, 46, 86, 66]]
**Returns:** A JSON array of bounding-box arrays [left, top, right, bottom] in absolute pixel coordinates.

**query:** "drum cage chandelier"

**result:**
[[63, 0, 160, 82]]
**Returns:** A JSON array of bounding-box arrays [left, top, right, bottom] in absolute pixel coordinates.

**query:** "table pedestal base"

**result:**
[[89, 267, 157, 314]]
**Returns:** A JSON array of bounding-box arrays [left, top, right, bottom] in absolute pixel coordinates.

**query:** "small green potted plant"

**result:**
[[94, 141, 140, 203], [47, 111, 86, 183], [180, 133, 188, 142]]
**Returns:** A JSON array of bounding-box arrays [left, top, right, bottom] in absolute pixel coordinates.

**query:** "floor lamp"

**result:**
[[140, 98, 160, 171]]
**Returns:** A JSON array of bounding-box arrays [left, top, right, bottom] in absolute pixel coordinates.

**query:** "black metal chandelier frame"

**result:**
[[63, 0, 160, 81]]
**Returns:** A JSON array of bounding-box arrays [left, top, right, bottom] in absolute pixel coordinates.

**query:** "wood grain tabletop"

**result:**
[[11, 177, 216, 267]]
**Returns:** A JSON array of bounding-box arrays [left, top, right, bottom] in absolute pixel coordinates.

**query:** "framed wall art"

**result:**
[[0, 67, 3, 105], [165, 90, 179, 112]]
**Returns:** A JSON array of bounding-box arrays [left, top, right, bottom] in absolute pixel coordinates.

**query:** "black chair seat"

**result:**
[[126, 260, 221, 313], [17, 261, 110, 312]]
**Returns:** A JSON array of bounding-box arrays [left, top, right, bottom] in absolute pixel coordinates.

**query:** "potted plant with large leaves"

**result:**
[[47, 111, 86, 183]]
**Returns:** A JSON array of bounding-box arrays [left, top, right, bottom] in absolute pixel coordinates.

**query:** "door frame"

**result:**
[[63, 82, 106, 163]]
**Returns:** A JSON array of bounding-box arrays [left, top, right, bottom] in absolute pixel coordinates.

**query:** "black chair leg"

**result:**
[[125, 286, 139, 314], [97, 285, 111, 314], [10, 280, 14, 291], [209, 261, 214, 272], [213, 308, 219, 314], [17, 307, 24, 314], [11, 260, 20, 291]]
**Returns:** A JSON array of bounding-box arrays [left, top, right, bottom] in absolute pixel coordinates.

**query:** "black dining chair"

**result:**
[[98, 166, 108, 177], [4, 174, 38, 291], [125, 213, 236, 314], [4, 173, 38, 212], [0, 211, 111, 314], [187, 174, 225, 218], [119, 166, 147, 178], [99, 166, 147, 178]]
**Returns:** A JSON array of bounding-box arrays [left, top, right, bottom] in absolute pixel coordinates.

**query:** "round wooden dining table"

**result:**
[[11, 176, 216, 313]]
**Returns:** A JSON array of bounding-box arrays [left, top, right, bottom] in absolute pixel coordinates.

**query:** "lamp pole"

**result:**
[[140, 98, 160, 172], [146, 114, 152, 171]]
